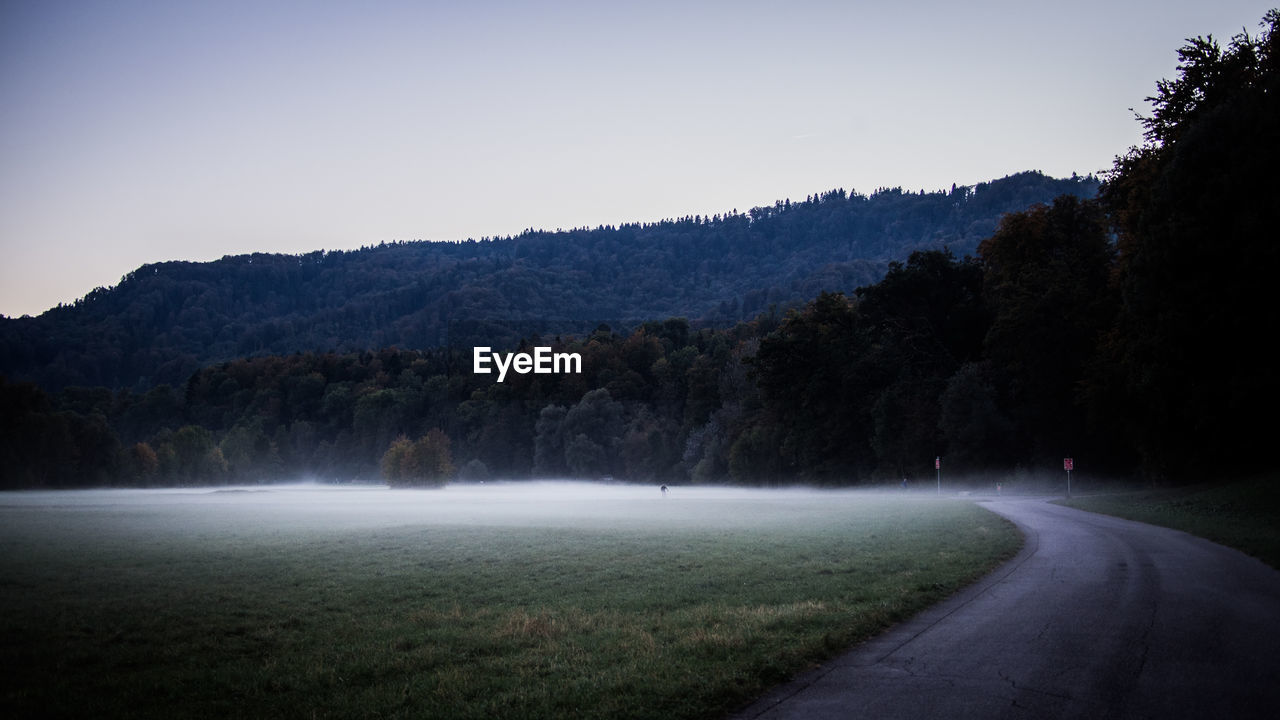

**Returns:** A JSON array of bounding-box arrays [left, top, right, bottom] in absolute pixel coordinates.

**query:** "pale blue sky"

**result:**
[[1, 1, 1274, 317]]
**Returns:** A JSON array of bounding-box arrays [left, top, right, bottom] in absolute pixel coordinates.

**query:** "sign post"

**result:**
[[935, 456, 941, 495], [1064, 457, 1074, 497]]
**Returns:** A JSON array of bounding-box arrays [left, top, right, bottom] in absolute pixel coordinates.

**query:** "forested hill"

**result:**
[[0, 171, 1095, 391], [4, 11, 1276, 490]]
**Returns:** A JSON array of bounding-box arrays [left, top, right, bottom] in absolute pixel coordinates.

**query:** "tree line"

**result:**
[[2, 11, 1276, 488], [0, 173, 1095, 392]]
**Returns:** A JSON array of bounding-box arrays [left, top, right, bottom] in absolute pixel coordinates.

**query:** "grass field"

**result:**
[[1059, 475, 1280, 569], [0, 483, 1021, 719]]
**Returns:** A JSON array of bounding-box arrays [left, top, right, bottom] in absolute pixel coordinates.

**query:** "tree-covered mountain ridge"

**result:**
[[0, 171, 1096, 391], [5, 10, 1277, 489]]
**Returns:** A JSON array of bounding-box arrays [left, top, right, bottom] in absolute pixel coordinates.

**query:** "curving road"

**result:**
[[733, 498, 1280, 719]]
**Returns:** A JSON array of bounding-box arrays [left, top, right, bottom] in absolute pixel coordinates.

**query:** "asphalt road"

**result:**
[[732, 498, 1280, 719]]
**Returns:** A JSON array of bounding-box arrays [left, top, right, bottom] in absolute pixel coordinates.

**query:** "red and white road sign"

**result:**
[[1064, 458, 1074, 471], [935, 457, 941, 470]]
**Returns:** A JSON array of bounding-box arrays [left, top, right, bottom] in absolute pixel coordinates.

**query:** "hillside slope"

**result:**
[[0, 171, 1096, 390]]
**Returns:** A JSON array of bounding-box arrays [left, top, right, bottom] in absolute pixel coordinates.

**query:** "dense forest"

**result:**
[[0, 172, 1095, 392], [2, 12, 1276, 489]]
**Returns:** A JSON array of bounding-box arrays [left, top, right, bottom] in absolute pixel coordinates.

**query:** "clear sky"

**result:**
[[1, 0, 1274, 318]]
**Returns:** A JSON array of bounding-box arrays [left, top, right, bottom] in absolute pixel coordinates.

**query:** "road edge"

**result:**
[[729, 498, 1042, 719]]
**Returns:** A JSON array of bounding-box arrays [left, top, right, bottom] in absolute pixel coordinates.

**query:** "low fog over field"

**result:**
[[2, 481, 934, 537]]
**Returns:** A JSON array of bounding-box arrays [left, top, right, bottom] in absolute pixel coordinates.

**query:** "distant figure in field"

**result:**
[[660, 485, 668, 496], [901, 477, 908, 490]]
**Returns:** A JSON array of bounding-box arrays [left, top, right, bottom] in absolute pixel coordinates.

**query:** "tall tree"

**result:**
[[977, 196, 1116, 466], [751, 291, 868, 478], [1097, 11, 1280, 480], [855, 251, 987, 478]]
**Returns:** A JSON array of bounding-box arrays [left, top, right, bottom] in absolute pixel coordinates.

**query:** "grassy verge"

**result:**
[[1058, 476, 1280, 569], [0, 487, 1019, 719]]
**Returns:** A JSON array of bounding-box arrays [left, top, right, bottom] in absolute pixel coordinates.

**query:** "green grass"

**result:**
[[1058, 475, 1280, 569], [0, 486, 1020, 719]]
